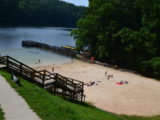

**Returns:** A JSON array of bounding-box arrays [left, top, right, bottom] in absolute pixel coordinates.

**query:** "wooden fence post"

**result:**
[[42, 71, 46, 88], [6, 56, 9, 69], [81, 82, 84, 102], [20, 63, 22, 76]]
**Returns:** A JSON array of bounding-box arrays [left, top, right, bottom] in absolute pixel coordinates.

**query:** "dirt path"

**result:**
[[0, 75, 41, 120], [35, 59, 160, 116]]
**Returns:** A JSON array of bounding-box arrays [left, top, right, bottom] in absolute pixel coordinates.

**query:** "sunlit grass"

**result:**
[[0, 107, 4, 120], [121, 115, 160, 120], [0, 70, 122, 120]]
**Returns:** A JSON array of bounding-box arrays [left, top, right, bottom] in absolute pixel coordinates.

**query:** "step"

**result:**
[[0, 64, 6, 68]]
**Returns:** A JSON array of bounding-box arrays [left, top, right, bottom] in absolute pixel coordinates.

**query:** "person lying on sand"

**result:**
[[84, 81, 100, 86], [116, 81, 129, 85]]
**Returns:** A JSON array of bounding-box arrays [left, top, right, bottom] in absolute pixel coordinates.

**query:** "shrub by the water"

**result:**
[[141, 57, 160, 77]]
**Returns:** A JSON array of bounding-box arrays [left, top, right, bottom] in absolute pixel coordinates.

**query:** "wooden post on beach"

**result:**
[[20, 63, 22, 76], [30, 70, 35, 80], [34, 70, 36, 80], [42, 70, 46, 88], [54, 73, 58, 94], [83, 95, 85, 102], [6, 56, 9, 69], [81, 82, 84, 102], [73, 87, 76, 100]]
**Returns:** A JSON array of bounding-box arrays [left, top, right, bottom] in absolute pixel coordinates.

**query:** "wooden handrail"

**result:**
[[0, 56, 84, 88], [0, 56, 85, 101]]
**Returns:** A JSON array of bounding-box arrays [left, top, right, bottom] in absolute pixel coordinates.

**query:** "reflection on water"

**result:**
[[0, 27, 75, 66], [0, 27, 75, 50]]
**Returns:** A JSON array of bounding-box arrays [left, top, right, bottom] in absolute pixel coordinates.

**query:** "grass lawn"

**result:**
[[0, 70, 160, 120], [121, 115, 160, 120], [0, 107, 4, 120]]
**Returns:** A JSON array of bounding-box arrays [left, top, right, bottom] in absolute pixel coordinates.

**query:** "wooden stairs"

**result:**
[[0, 56, 85, 102]]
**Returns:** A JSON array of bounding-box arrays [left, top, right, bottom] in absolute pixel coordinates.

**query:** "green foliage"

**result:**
[[0, 108, 4, 120], [141, 57, 160, 76], [72, 0, 160, 77], [0, 0, 85, 27], [121, 115, 160, 120]]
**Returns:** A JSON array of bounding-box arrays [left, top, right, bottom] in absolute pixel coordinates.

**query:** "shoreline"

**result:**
[[34, 59, 160, 116]]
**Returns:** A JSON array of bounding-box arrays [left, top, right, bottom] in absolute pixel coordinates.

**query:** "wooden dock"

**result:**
[[22, 40, 77, 56], [0, 56, 85, 102]]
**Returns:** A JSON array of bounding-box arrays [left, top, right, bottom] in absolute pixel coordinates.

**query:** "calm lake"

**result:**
[[0, 27, 75, 66]]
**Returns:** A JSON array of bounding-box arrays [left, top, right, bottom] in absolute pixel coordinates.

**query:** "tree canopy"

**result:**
[[0, 0, 85, 27], [72, 0, 160, 77]]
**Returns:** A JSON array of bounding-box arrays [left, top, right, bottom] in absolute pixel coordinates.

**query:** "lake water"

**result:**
[[0, 27, 75, 66]]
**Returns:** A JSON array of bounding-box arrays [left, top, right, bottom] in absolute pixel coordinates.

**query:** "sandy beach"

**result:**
[[34, 59, 160, 116]]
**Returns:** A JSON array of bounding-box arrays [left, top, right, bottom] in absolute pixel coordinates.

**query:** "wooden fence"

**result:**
[[0, 56, 85, 101]]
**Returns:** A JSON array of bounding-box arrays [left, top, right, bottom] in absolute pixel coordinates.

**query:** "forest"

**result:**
[[0, 0, 85, 27], [72, 0, 160, 78]]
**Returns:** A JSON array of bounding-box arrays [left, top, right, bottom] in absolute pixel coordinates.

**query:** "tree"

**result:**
[[0, 0, 86, 27], [72, 0, 160, 77]]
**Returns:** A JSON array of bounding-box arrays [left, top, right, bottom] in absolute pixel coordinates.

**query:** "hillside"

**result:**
[[0, 70, 160, 120], [0, 0, 85, 27], [0, 70, 122, 120]]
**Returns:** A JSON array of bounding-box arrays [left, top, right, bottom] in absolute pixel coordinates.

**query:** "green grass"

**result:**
[[0, 70, 122, 120], [0, 70, 160, 120], [121, 115, 160, 120], [0, 107, 4, 120]]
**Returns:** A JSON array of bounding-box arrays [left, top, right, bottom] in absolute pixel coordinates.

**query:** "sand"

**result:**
[[34, 59, 160, 116], [0, 75, 41, 120]]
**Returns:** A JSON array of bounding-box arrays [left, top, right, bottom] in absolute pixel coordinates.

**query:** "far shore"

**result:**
[[34, 59, 160, 116]]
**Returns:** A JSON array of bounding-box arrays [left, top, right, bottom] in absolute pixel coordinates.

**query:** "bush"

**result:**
[[141, 57, 160, 77]]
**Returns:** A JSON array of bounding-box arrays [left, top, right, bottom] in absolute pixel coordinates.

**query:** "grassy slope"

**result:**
[[0, 70, 122, 120], [121, 115, 160, 120], [0, 70, 159, 120], [0, 108, 4, 120]]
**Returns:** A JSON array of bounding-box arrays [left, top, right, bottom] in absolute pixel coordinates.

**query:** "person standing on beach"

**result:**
[[105, 70, 107, 77], [52, 67, 54, 73], [91, 56, 95, 61], [103, 70, 108, 80]]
